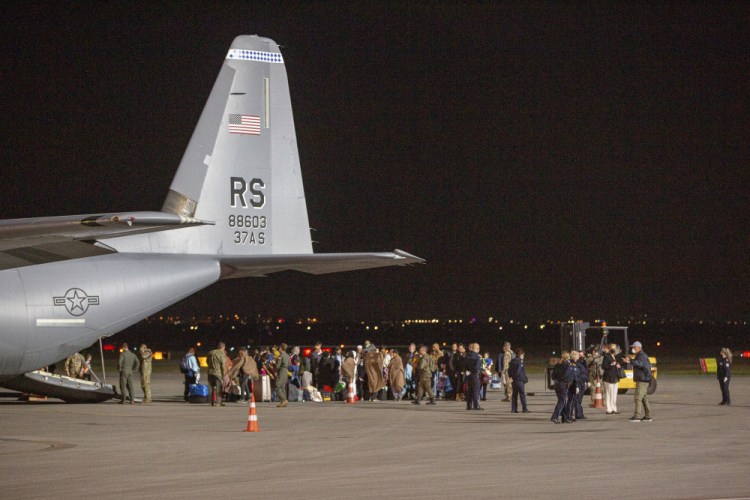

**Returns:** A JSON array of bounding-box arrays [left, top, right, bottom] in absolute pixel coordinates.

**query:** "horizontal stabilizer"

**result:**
[[220, 249, 424, 278], [0, 211, 213, 252]]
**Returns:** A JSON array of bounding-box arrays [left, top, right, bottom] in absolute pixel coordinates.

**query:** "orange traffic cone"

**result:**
[[244, 393, 261, 432], [346, 379, 357, 404], [590, 381, 605, 408]]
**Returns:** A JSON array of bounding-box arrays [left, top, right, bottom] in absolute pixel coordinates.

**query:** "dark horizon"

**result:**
[[1, 3, 747, 320]]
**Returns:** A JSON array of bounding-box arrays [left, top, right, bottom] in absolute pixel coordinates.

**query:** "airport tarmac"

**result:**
[[1, 374, 748, 499]]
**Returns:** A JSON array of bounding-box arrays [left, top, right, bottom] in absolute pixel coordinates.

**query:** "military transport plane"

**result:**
[[0, 35, 423, 380]]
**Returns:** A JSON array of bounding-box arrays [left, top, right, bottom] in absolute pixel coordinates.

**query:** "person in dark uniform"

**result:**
[[574, 352, 589, 419], [465, 343, 483, 410], [445, 343, 458, 400], [551, 352, 572, 423], [508, 348, 529, 413], [717, 347, 732, 405], [565, 351, 581, 422]]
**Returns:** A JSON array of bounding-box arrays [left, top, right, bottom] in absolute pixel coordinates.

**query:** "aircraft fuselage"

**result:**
[[0, 254, 220, 377]]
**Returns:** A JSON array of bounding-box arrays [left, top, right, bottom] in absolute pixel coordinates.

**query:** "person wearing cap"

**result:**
[[622, 341, 652, 422], [139, 343, 153, 404]]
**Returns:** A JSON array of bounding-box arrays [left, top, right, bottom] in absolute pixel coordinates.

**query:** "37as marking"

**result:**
[[234, 231, 265, 245]]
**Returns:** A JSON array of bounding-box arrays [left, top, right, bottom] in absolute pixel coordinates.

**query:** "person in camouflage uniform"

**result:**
[[207, 341, 227, 407], [65, 352, 85, 378], [412, 345, 437, 405], [501, 342, 514, 402], [139, 343, 153, 404]]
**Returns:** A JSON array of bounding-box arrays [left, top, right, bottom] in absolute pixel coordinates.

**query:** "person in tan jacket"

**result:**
[[342, 351, 356, 385], [229, 347, 259, 403], [207, 342, 227, 407], [388, 349, 406, 401]]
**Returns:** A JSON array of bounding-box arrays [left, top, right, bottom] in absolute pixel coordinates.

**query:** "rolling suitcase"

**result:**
[[253, 375, 272, 402], [188, 383, 209, 404]]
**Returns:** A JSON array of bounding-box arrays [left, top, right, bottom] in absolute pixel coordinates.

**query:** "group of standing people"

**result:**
[[117, 342, 152, 404], [550, 350, 590, 423], [551, 341, 655, 423], [164, 341, 733, 418]]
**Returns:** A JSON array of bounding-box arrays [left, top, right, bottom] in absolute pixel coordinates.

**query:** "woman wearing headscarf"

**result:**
[[342, 351, 356, 384], [388, 348, 406, 401], [717, 347, 732, 405]]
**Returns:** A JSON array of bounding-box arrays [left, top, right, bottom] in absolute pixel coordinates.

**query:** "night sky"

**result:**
[[1, 3, 747, 320]]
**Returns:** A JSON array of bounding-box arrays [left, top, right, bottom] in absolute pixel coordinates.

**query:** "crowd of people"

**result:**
[[174, 339, 668, 421], [102, 339, 732, 421], [181, 340, 522, 409]]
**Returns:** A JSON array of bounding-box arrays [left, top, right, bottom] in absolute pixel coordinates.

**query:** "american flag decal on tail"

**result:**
[[228, 114, 261, 135]]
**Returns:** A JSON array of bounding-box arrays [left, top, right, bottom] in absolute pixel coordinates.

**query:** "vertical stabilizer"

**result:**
[[161, 36, 312, 256]]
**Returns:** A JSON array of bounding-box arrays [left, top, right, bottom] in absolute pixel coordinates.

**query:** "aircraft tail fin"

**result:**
[[161, 35, 312, 256]]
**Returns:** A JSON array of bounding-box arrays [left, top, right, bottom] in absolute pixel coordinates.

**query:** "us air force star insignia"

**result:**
[[53, 288, 100, 316]]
